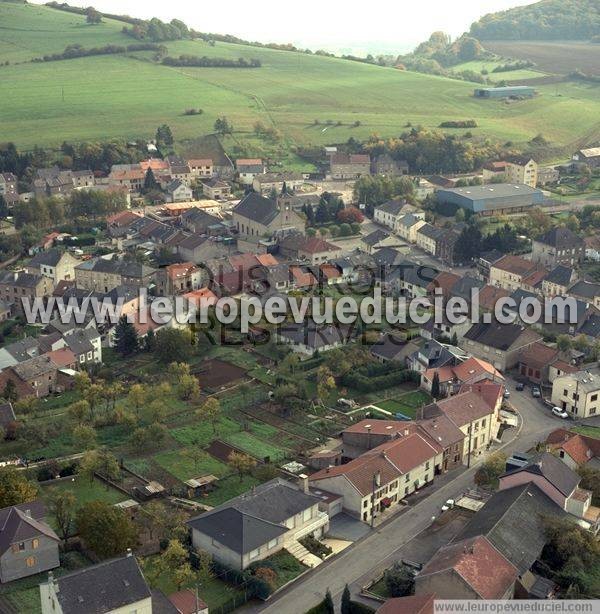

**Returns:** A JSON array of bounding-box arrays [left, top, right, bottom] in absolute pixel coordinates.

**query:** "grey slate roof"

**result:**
[[578, 314, 600, 339], [278, 321, 351, 349], [28, 248, 64, 268], [569, 280, 600, 299], [463, 322, 536, 351], [544, 265, 574, 287], [537, 227, 584, 249], [234, 193, 279, 225], [0, 501, 58, 556], [455, 483, 564, 574], [362, 229, 390, 247], [375, 198, 406, 216], [51, 554, 151, 614], [501, 452, 579, 498], [450, 276, 484, 302], [188, 479, 320, 555], [417, 223, 445, 241]]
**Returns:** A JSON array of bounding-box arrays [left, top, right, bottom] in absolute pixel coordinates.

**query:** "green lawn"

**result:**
[[373, 390, 431, 419], [2, 3, 600, 151], [143, 555, 246, 610], [170, 416, 242, 447], [223, 431, 287, 462], [40, 477, 127, 511], [153, 448, 231, 481], [263, 550, 307, 589], [572, 426, 600, 440], [201, 474, 261, 506]]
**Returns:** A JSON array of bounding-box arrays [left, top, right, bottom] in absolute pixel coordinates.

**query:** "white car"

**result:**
[[551, 406, 569, 419]]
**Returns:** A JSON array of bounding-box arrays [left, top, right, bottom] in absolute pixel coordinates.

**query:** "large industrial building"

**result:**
[[474, 86, 535, 99], [436, 183, 544, 216]]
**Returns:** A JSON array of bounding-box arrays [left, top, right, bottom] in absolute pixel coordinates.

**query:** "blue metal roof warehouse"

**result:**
[[436, 183, 544, 215], [474, 86, 535, 98]]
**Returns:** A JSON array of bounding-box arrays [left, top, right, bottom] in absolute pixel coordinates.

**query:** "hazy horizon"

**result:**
[[30, 0, 535, 54]]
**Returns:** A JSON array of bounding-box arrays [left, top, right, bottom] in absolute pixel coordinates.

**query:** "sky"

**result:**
[[31, 0, 535, 54]]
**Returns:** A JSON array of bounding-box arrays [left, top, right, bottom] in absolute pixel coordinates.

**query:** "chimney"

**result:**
[[298, 473, 309, 494], [24, 509, 31, 518]]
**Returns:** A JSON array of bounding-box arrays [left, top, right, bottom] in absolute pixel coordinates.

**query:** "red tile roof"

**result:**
[[492, 254, 537, 277], [419, 536, 518, 599], [545, 429, 600, 465], [168, 588, 208, 613], [519, 342, 559, 370], [165, 262, 200, 280], [106, 210, 141, 226], [478, 285, 510, 311], [377, 594, 435, 614], [434, 385, 501, 427], [428, 271, 461, 296], [371, 432, 442, 473], [46, 348, 77, 369]]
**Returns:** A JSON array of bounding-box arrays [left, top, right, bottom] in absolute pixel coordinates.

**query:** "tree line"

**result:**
[[32, 42, 164, 63], [162, 55, 261, 68]]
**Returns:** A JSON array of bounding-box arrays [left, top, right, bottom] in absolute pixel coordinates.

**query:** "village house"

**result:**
[[531, 227, 585, 268], [278, 234, 342, 265], [180, 208, 224, 235], [488, 254, 544, 292], [504, 155, 538, 188], [0, 500, 59, 584], [187, 158, 214, 179], [517, 341, 560, 384], [498, 452, 599, 529], [455, 482, 564, 595], [0, 172, 18, 199], [63, 329, 103, 366], [75, 257, 156, 293], [329, 153, 371, 179], [396, 213, 427, 243], [537, 166, 560, 185], [376, 595, 436, 614], [310, 430, 442, 523], [166, 179, 193, 203], [188, 479, 328, 570], [407, 340, 468, 374], [461, 322, 542, 371], [421, 356, 503, 397], [545, 428, 600, 471], [369, 333, 419, 365], [572, 147, 600, 169], [568, 280, 600, 310], [373, 199, 421, 231], [361, 229, 397, 254], [202, 178, 232, 200], [252, 172, 304, 195], [25, 249, 79, 285], [275, 321, 351, 356], [551, 370, 600, 419], [236, 159, 265, 185], [541, 265, 577, 297], [0, 271, 54, 313], [421, 382, 503, 464], [167, 155, 193, 185], [233, 193, 305, 238], [415, 536, 518, 600], [40, 552, 152, 614], [8, 355, 59, 398], [108, 166, 145, 193], [156, 262, 203, 296], [415, 224, 445, 256], [371, 153, 409, 177], [482, 161, 507, 183]]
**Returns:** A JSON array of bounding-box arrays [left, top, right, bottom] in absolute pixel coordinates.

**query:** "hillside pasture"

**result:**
[[483, 41, 600, 76]]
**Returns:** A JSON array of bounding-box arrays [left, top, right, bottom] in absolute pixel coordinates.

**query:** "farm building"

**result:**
[[474, 86, 535, 99], [436, 184, 544, 216]]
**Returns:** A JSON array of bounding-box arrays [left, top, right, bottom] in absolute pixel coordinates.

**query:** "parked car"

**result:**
[[503, 389, 510, 399], [516, 382, 525, 391], [552, 406, 569, 419], [532, 386, 541, 398]]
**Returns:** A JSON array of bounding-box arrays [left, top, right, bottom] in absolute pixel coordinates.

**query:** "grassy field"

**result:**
[[2, 3, 600, 151], [451, 59, 545, 81], [483, 40, 600, 76]]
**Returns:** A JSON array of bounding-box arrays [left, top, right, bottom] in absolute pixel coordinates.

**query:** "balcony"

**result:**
[[293, 511, 329, 540]]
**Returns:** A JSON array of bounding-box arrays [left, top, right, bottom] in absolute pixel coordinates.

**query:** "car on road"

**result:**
[[552, 406, 570, 419], [532, 386, 541, 398], [516, 382, 525, 391], [503, 389, 510, 399]]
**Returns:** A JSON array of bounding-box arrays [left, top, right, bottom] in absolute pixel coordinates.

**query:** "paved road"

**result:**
[[255, 377, 564, 614]]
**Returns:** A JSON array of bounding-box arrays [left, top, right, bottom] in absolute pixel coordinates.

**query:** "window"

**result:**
[[404, 487, 409, 496], [32, 539, 39, 550], [363, 500, 368, 508], [249, 548, 260, 560], [268, 538, 278, 549], [405, 474, 410, 483], [26, 557, 36, 568], [302, 508, 312, 522], [592, 394, 598, 402], [18, 542, 25, 551]]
